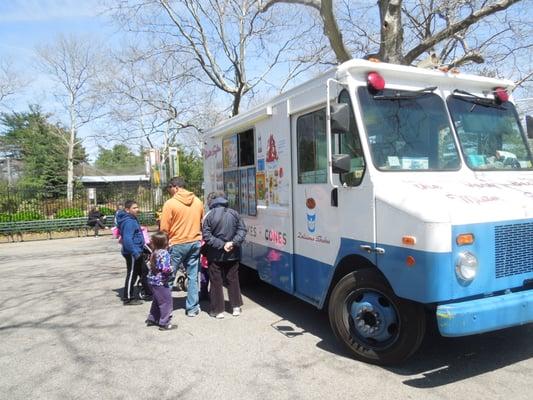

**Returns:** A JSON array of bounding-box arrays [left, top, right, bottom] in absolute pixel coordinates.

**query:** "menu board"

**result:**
[[223, 135, 238, 169], [223, 170, 240, 211], [247, 167, 257, 216], [240, 168, 248, 215]]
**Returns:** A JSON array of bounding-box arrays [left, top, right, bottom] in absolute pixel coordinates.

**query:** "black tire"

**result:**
[[328, 268, 425, 365], [177, 276, 188, 292]]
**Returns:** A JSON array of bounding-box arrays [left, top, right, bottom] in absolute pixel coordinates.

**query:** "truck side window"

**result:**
[[297, 109, 327, 184], [338, 90, 365, 186]]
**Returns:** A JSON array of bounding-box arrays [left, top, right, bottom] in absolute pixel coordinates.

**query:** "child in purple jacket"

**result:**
[[145, 231, 176, 331]]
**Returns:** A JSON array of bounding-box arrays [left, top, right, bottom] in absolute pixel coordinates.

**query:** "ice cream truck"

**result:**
[[202, 59, 533, 365]]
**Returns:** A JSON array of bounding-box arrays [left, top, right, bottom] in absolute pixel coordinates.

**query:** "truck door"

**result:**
[[291, 89, 376, 305]]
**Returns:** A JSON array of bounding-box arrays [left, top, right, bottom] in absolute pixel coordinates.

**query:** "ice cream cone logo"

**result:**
[[306, 197, 316, 233], [266, 134, 278, 163]]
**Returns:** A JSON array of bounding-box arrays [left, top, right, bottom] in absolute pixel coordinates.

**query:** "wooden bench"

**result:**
[[0, 212, 156, 242], [0, 217, 89, 241]]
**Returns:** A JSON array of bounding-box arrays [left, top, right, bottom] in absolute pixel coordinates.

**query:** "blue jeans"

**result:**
[[170, 241, 201, 314]]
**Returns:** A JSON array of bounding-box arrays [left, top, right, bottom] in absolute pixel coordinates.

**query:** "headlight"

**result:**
[[455, 251, 478, 283]]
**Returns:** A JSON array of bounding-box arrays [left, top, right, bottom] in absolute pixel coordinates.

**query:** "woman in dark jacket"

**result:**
[[202, 191, 247, 319]]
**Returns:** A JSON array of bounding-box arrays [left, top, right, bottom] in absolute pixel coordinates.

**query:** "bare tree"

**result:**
[[0, 59, 27, 107], [102, 44, 218, 157], [401, 0, 525, 66], [261, 0, 524, 65], [109, 0, 314, 116], [36, 34, 108, 203]]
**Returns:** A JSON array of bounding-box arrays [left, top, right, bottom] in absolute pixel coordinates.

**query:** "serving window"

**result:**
[[222, 129, 257, 216]]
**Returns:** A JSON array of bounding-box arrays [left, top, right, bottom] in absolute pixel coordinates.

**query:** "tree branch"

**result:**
[[261, 0, 351, 63], [262, 0, 320, 12], [403, 0, 521, 65]]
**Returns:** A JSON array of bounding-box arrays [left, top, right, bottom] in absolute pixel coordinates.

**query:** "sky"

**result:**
[[0, 0, 112, 64], [1, 0, 532, 160], [0, 0, 118, 161]]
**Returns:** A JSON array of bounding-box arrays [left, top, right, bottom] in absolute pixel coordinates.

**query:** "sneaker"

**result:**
[[186, 309, 200, 318], [232, 307, 241, 317], [123, 299, 143, 305], [145, 319, 157, 327], [209, 312, 224, 319], [159, 324, 177, 331]]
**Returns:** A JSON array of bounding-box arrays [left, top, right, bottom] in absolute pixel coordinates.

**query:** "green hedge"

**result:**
[[1, 211, 45, 222], [0, 213, 11, 223], [56, 208, 85, 219], [98, 207, 115, 216]]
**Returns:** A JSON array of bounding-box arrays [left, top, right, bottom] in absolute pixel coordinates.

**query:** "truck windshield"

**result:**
[[447, 95, 533, 170], [358, 87, 460, 171]]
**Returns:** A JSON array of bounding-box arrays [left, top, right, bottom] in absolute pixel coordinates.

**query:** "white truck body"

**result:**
[[203, 59, 533, 364]]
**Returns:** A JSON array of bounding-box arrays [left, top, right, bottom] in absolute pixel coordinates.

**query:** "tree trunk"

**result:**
[[67, 125, 75, 204], [262, 0, 351, 64], [377, 0, 404, 64], [320, 0, 351, 63], [232, 91, 242, 117], [67, 103, 76, 204]]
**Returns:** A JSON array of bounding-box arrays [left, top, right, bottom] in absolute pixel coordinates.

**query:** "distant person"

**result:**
[[202, 191, 247, 319], [112, 203, 123, 239], [113, 203, 123, 227], [116, 200, 152, 305], [160, 177, 204, 317], [87, 206, 107, 237], [145, 231, 176, 331]]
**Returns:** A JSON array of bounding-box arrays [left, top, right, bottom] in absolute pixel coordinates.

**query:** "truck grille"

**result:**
[[495, 222, 533, 278]]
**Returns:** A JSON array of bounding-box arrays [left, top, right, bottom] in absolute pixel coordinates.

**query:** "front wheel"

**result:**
[[328, 269, 425, 365]]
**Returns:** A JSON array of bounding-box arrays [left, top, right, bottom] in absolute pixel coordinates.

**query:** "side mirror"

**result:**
[[330, 103, 350, 134], [526, 115, 533, 139], [332, 154, 351, 174]]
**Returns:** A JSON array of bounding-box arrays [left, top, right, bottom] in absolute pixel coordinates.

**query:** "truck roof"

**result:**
[[206, 58, 514, 138]]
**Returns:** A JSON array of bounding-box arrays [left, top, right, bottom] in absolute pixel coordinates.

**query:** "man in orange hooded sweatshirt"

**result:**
[[160, 176, 204, 316]]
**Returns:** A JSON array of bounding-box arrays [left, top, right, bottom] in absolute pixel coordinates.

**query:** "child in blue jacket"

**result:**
[[116, 200, 152, 305]]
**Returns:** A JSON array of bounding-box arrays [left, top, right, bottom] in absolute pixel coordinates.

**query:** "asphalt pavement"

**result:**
[[0, 236, 532, 400]]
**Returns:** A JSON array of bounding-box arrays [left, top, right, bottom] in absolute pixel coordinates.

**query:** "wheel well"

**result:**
[[323, 254, 386, 309]]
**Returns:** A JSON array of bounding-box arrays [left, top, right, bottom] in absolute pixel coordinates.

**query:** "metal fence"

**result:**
[[0, 181, 203, 222]]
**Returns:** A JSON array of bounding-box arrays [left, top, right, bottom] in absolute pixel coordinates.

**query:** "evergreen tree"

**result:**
[[94, 144, 145, 174], [175, 147, 203, 194], [0, 105, 87, 192]]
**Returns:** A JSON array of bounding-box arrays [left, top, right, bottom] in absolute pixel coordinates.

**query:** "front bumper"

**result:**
[[437, 289, 533, 337]]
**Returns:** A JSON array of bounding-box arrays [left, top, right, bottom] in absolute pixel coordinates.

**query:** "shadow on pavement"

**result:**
[[389, 323, 533, 388], [240, 278, 347, 358], [241, 273, 533, 387]]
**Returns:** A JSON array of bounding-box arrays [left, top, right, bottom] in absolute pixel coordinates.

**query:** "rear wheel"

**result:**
[[328, 269, 425, 365]]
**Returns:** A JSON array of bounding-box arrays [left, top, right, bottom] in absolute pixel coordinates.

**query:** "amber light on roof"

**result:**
[[456, 233, 475, 246], [402, 236, 416, 246]]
